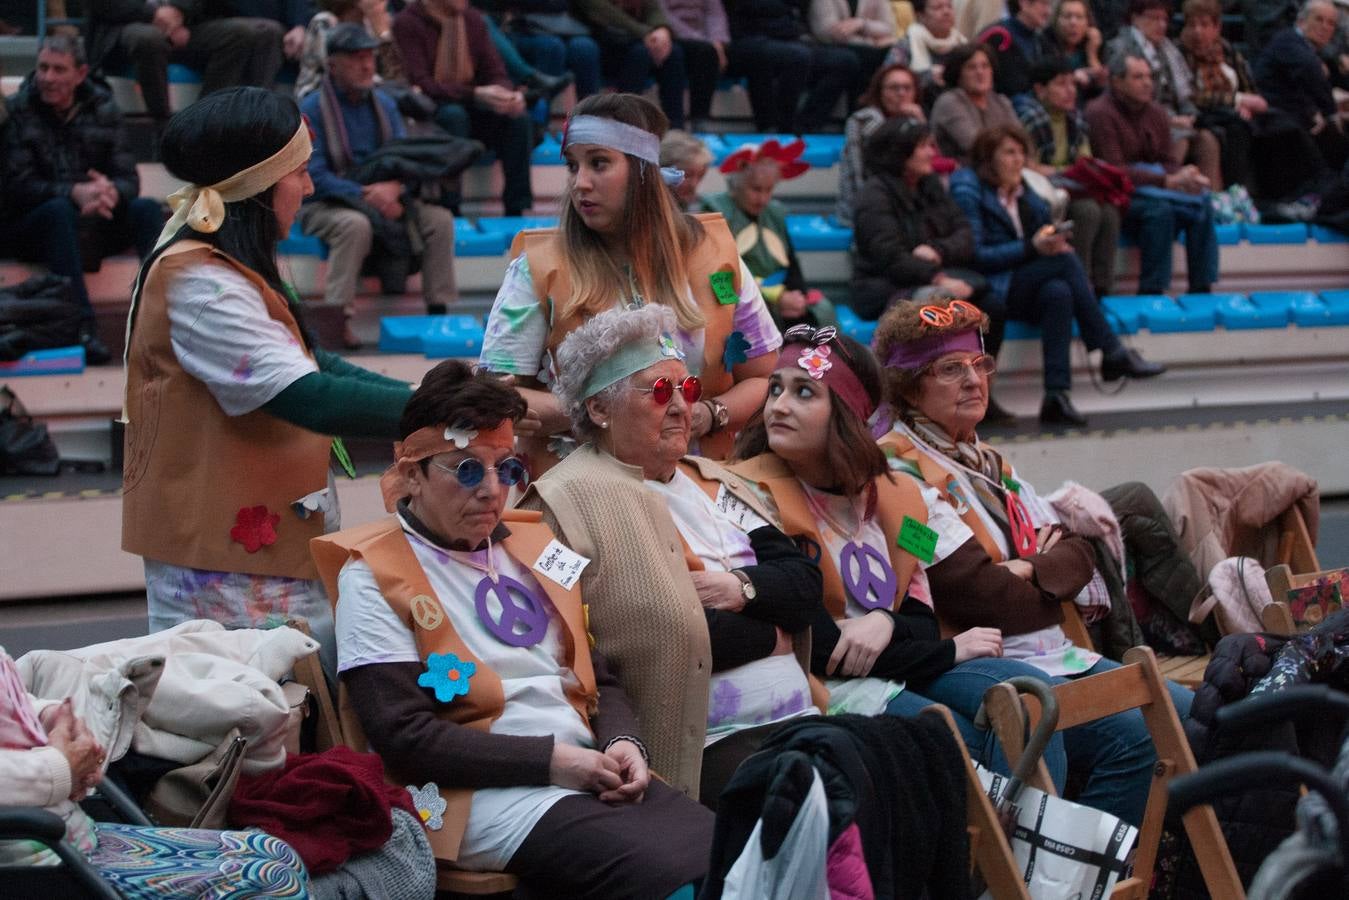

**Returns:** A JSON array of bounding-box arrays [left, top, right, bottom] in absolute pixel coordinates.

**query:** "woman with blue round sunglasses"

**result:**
[[428, 455, 531, 490]]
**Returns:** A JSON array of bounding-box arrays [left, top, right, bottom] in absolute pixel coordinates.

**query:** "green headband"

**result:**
[[581, 333, 685, 399]]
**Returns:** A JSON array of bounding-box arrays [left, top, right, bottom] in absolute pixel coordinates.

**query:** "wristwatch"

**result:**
[[731, 569, 757, 602], [702, 398, 730, 434]]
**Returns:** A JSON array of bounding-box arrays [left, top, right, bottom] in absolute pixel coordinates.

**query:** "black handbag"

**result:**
[[0, 274, 83, 362], [0, 385, 60, 476]]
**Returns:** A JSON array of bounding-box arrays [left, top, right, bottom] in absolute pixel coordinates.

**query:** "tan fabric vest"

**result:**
[[310, 510, 596, 863], [510, 213, 745, 462], [122, 241, 330, 579], [731, 453, 931, 619]]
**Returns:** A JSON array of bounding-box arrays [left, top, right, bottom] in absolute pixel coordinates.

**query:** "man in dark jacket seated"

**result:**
[[1254, 0, 1348, 175], [0, 36, 164, 364]]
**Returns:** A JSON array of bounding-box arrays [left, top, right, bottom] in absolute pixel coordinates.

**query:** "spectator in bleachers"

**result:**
[[473, 13, 579, 115], [701, 140, 840, 331], [572, 0, 696, 129], [1042, 0, 1106, 102], [725, 0, 860, 132], [299, 24, 459, 348], [850, 118, 985, 322], [955, 0, 1005, 44], [315, 360, 714, 894], [951, 124, 1163, 425], [1254, 0, 1348, 176], [86, 0, 289, 124], [654, 0, 732, 131], [393, 0, 535, 216], [659, 128, 713, 208], [837, 62, 925, 227], [977, 0, 1052, 103], [809, 0, 900, 102], [480, 93, 781, 473], [929, 43, 1018, 161], [0, 36, 164, 365], [483, 0, 602, 101], [1019, 57, 1120, 296], [296, 0, 399, 97], [1177, 0, 1268, 194], [123, 87, 414, 676], [1086, 53, 1218, 295], [897, 0, 967, 93], [1104, 0, 1223, 188]]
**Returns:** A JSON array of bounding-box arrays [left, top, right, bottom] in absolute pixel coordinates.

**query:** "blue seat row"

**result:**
[[379, 314, 485, 357]]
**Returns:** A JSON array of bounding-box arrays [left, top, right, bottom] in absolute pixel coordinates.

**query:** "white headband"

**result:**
[[563, 114, 684, 186]]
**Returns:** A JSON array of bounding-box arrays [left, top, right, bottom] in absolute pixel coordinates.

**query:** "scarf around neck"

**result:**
[[907, 22, 967, 71], [319, 75, 394, 177], [421, 0, 475, 88]]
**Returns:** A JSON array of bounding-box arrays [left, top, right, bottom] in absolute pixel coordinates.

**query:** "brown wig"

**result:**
[[732, 335, 891, 498], [857, 63, 919, 111], [399, 359, 528, 460], [970, 123, 1032, 184], [873, 298, 989, 409], [558, 93, 706, 333]]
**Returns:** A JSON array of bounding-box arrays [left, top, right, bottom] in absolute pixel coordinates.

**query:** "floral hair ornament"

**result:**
[[378, 419, 516, 511], [719, 138, 810, 180], [774, 324, 876, 423], [562, 114, 685, 186]]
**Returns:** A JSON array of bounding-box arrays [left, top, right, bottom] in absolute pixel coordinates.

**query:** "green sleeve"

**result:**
[[263, 371, 412, 439], [312, 346, 414, 389]]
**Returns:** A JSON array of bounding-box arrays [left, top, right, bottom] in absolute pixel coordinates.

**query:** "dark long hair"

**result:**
[[732, 335, 890, 498]]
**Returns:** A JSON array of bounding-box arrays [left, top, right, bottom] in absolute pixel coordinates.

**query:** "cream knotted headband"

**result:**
[[153, 122, 313, 251]]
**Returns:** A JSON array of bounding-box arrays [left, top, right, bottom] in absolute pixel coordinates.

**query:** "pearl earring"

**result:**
[[600, 421, 610, 429]]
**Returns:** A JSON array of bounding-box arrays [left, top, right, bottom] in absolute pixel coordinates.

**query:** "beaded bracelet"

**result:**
[[602, 734, 651, 765]]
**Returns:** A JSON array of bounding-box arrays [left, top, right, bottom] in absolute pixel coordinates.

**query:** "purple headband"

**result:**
[[885, 328, 983, 371]]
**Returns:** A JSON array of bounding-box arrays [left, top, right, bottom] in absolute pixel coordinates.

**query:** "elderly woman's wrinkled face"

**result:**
[[403, 443, 515, 548], [1054, 0, 1089, 44], [908, 351, 990, 438], [590, 359, 693, 480], [731, 161, 781, 219], [922, 0, 956, 36], [960, 51, 994, 96], [765, 367, 834, 466]]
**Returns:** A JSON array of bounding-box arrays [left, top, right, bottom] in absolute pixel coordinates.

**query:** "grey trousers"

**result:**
[[300, 201, 458, 313], [1068, 197, 1121, 297]]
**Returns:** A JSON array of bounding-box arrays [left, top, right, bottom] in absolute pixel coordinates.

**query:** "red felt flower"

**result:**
[[231, 505, 280, 553]]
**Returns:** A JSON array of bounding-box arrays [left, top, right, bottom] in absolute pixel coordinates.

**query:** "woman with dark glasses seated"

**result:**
[[312, 359, 713, 898], [522, 304, 825, 810]]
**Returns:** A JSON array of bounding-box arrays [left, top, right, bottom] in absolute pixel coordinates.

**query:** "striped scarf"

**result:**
[[318, 75, 394, 178]]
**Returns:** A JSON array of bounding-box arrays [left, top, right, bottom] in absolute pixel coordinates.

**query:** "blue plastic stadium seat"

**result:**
[[475, 216, 560, 242], [1310, 224, 1349, 244], [1100, 295, 1157, 334], [0, 345, 85, 376], [1241, 223, 1309, 244], [1298, 291, 1349, 326], [720, 134, 842, 168], [1199, 292, 1289, 330], [785, 215, 852, 251], [1214, 223, 1241, 245], [423, 316, 485, 358], [834, 304, 876, 346], [379, 314, 482, 354], [280, 222, 327, 258], [167, 63, 201, 84], [693, 134, 730, 164], [1004, 321, 1042, 340], [531, 133, 564, 165], [455, 230, 510, 256], [1131, 295, 1216, 333]]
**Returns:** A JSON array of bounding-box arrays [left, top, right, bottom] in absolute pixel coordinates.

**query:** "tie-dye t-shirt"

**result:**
[[478, 255, 783, 386]]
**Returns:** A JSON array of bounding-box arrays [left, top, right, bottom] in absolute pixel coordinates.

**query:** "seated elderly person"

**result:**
[[523, 304, 823, 809], [659, 129, 715, 210], [700, 140, 839, 332], [313, 359, 712, 896], [872, 297, 1194, 827]]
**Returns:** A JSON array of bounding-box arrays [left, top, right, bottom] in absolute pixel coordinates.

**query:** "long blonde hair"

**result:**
[[559, 94, 706, 332]]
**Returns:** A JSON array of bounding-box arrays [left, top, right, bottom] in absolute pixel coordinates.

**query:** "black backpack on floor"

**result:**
[[0, 274, 83, 362]]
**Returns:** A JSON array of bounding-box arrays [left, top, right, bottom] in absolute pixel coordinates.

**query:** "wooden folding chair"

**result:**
[[977, 646, 1244, 900]]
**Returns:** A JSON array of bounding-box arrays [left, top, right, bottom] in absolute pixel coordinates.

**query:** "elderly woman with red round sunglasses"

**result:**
[[522, 303, 824, 810]]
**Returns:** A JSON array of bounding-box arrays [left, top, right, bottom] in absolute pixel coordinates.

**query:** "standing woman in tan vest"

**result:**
[[479, 92, 783, 474], [121, 87, 413, 675]]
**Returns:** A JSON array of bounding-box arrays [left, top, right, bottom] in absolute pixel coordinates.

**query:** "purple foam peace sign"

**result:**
[[474, 574, 551, 647], [840, 541, 898, 611]]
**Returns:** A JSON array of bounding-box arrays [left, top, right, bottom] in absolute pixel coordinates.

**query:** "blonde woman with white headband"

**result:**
[[479, 92, 782, 476], [121, 87, 413, 676]]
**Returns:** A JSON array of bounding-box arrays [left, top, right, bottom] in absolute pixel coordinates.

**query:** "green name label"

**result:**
[[709, 270, 738, 305], [896, 515, 938, 563]]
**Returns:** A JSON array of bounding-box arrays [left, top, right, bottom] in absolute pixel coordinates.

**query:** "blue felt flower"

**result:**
[[722, 331, 751, 371], [417, 652, 476, 702]]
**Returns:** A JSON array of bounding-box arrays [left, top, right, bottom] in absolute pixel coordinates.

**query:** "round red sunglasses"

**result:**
[[634, 375, 702, 405]]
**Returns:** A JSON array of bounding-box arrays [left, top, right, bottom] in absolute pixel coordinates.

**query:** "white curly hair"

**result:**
[[551, 304, 681, 444]]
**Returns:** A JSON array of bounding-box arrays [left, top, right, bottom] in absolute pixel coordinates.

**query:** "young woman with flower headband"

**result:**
[[121, 88, 413, 675], [313, 359, 713, 896], [729, 324, 1073, 785], [873, 296, 1193, 826], [479, 92, 782, 474]]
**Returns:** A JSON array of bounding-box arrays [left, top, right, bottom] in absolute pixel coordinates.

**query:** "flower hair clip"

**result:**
[[797, 345, 833, 379], [443, 422, 479, 448]]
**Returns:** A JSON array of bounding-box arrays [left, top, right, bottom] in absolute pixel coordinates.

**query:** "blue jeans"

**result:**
[[511, 32, 601, 98], [1124, 193, 1219, 294], [905, 656, 1194, 827], [433, 103, 534, 216]]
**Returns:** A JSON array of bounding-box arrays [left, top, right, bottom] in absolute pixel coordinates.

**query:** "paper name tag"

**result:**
[[715, 482, 768, 533], [533, 539, 590, 590], [709, 270, 739, 305], [896, 515, 939, 563]]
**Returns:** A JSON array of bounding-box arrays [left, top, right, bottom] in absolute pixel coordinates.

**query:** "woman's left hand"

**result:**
[[826, 610, 894, 677], [599, 740, 650, 804], [691, 570, 746, 612]]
